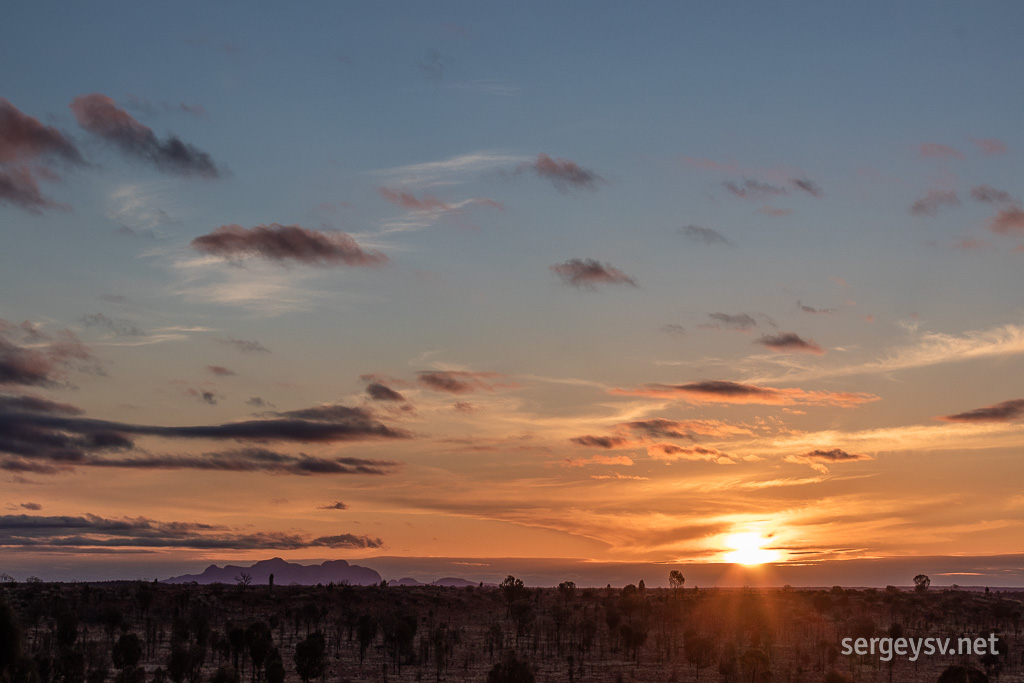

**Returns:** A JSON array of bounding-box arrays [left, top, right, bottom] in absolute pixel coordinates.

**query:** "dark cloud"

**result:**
[[707, 312, 757, 330], [679, 225, 734, 246], [19, 502, 42, 510], [550, 258, 637, 289], [791, 178, 823, 197], [0, 166, 70, 213], [647, 443, 734, 463], [317, 501, 348, 510], [207, 365, 235, 376], [661, 324, 686, 335], [0, 323, 97, 387], [625, 418, 693, 440], [910, 190, 960, 216], [217, 336, 270, 354], [366, 382, 405, 402], [970, 184, 1013, 205], [525, 153, 603, 192], [187, 388, 218, 406], [81, 313, 146, 337], [569, 435, 630, 449], [0, 397, 409, 475], [452, 402, 476, 413], [988, 207, 1024, 236], [0, 99, 84, 166], [785, 448, 872, 472], [939, 399, 1024, 423], [0, 99, 84, 212], [0, 394, 83, 415], [192, 223, 387, 267], [246, 396, 268, 408], [0, 512, 382, 550], [70, 93, 220, 178], [612, 380, 877, 407], [723, 178, 787, 200], [755, 332, 825, 355], [417, 370, 510, 394], [798, 301, 835, 315]]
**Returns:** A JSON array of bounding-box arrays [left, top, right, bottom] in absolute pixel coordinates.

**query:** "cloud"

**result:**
[[0, 323, 97, 387], [417, 370, 511, 394], [418, 49, 448, 81], [679, 225, 734, 246], [939, 399, 1024, 423], [798, 301, 835, 315], [373, 150, 528, 188], [246, 397, 268, 408], [550, 259, 637, 289], [0, 99, 84, 166], [569, 435, 631, 449], [0, 513, 382, 550], [317, 501, 348, 510], [0, 166, 71, 213], [917, 142, 965, 160], [970, 184, 1013, 205], [624, 418, 693, 440], [723, 178, 787, 200], [18, 503, 41, 511], [612, 380, 878, 407], [0, 397, 409, 475], [784, 448, 872, 473], [81, 313, 146, 337], [366, 382, 405, 402], [563, 454, 634, 468], [970, 138, 1007, 155], [791, 178, 823, 197], [988, 207, 1024, 236], [206, 365, 235, 376], [524, 153, 603, 192], [706, 312, 757, 330], [378, 187, 452, 212], [0, 394, 82, 415], [646, 443, 735, 464], [70, 93, 220, 178], [755, 332, 825, 355], [192, 223, 387, 267], [217, 336, 270, 353], [910, 190, 960, 216]]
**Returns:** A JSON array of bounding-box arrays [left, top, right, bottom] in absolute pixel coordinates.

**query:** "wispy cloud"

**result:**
[[784, 448, 872, 474], [969, 138, 1007, 156], [988, 207, 1024, 236], [917, 142, 964, 161], [372, 150, 528, 188], [524, 153, 603, 192], [678, 225, 734, 246], [910, 190, 959, 216], [417, 370, 513, 394], [647, 443, 736, 464]]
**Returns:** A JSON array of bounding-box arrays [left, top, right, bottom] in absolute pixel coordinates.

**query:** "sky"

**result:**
[[2, 1, 1023, 586]]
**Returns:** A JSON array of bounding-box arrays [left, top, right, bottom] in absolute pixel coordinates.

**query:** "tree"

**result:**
[[669, 570, 685, 590], [356, 615, 378, 666], [486, 651, 534, 683], [235, 573, 252, 588], [293, 632, 325, 683], [112, 634, 142, 671], [557, 581, 576, 605], [500, 576, 526, 617], [913, 574, 931, 593]]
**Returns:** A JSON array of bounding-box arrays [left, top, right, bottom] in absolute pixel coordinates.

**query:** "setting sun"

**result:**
[[724, 532, 781, 565]]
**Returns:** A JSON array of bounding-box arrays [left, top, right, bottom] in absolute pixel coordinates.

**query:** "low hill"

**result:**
[[164, 557, 381, 586]]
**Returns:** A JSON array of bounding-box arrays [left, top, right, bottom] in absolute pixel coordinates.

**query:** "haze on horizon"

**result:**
[[2, 2, 1023, 587]]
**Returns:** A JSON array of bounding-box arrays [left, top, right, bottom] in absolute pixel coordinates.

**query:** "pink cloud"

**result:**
[[970, 138, 1007, 155], [191, 223, 388, 267], [989, 207, 1024, 236]]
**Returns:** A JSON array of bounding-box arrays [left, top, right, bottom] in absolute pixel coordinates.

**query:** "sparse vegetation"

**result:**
[[0, 580, 1019, 682]]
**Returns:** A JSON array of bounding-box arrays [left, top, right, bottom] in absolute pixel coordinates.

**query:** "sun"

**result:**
[[723, 532, 780, 565]]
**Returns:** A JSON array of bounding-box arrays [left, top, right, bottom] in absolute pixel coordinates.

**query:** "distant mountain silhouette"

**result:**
[[387, 576, 478, 588], [164, 557, 382, 586]]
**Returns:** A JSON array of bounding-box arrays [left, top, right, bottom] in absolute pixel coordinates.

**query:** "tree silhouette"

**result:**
[[669, 570, 685, 591], [486, 650, 534, 683], [293, 632, 325, 683], [914, 574, 931, 593], [500, 576, 526, 617]]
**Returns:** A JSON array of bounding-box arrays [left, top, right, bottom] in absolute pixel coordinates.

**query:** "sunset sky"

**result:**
[[2, 2, 1023, 586]]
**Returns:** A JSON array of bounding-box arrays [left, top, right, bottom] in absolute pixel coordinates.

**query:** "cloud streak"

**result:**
[[755, 332, 825, 355], [524, 153, 603, 192], [612, 379, 877, 407], [0, 513, 382, 550], [192, 223, 388, 267], [939, 399, 1024, 423]]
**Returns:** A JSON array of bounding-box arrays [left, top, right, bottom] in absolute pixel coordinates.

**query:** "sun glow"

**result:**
[[723, 532, 780, 565]]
